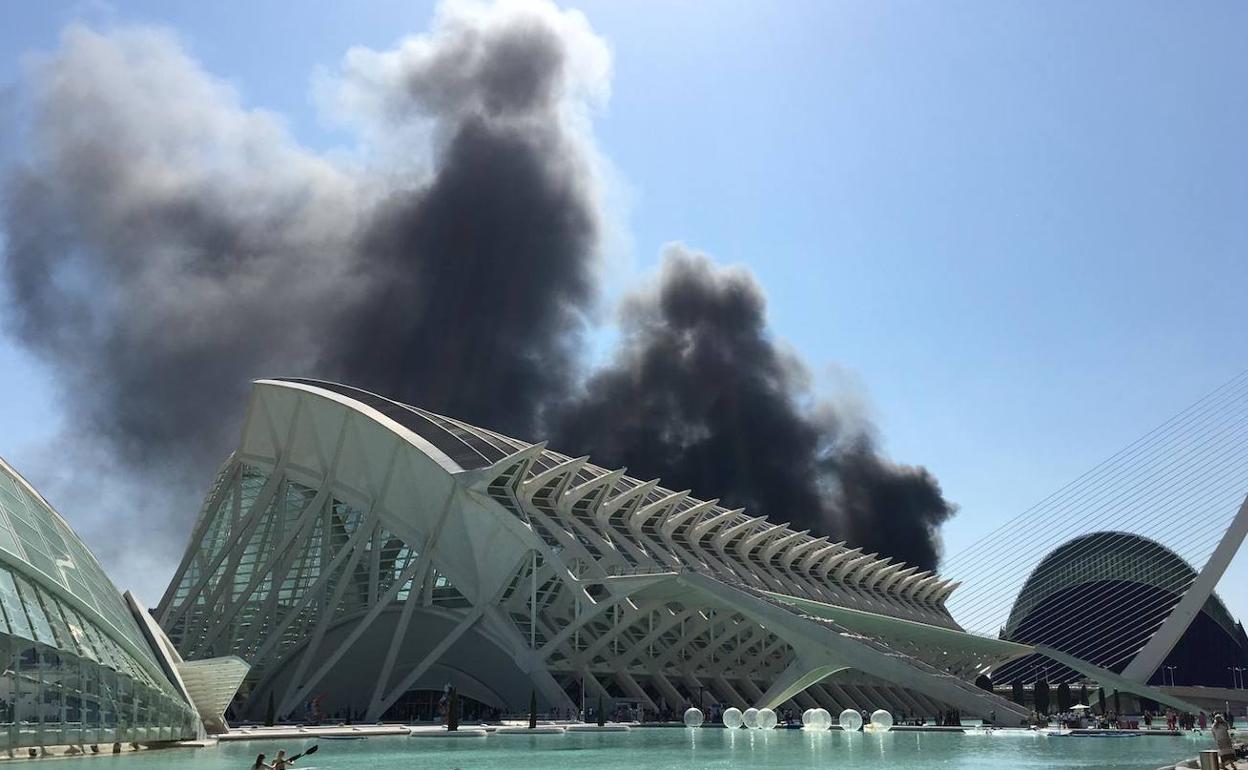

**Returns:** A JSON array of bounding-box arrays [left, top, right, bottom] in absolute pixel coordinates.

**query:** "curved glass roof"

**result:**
[[274, 378, 510, 470], [1005, 530, 1238, 640], [0, 456, 164, 668]]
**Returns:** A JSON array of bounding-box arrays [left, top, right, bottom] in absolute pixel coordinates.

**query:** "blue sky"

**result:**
[[1, 1, 1246, 623]]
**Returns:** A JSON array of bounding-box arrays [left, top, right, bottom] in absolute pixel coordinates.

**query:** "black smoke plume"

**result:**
[[319, 5, 604, 435], [0, 1, 608, 590], [0, 1, 953, 590], [550, 247, 955, 570]]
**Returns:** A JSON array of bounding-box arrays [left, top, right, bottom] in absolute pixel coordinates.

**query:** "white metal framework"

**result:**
[[156, 380, 1199, 724]]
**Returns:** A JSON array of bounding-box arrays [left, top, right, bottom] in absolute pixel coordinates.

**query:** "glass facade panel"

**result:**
[[14, 575, 56, 648], [0, 570, 34, 641], [166, 461, 376, 675], [0, 460, 198, 750]]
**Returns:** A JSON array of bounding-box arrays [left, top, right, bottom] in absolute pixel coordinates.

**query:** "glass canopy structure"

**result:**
[[0, 457, 201, 752]]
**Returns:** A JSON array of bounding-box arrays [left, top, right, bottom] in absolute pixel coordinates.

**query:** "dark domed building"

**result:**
[[993, 531, 1248, 687]]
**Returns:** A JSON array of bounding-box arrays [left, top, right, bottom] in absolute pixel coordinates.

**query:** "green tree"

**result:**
[[1056, 682, 1071, 711], [1034, 679, 1050, 715]]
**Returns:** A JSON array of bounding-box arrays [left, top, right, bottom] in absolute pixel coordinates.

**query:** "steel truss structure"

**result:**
[[156, 379, 1200, 724]]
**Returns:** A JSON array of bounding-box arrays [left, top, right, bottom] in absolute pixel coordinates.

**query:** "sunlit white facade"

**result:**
[[157, 379, 1195, 724]]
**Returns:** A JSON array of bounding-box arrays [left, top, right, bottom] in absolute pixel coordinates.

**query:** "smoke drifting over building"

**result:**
[[0, 0, 954, 582], [550, 247, 954, 570]]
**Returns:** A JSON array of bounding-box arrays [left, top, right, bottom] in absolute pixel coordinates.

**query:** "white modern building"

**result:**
[[156, 379, 1207, 724]]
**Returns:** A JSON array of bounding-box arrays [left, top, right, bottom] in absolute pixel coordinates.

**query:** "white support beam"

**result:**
[[660, 499, 719, 538], [630, 490, 690, 530], [690, 509, 742, 544], [894, 570, 931, 598], [760, 529, 809, 564], [614, 671, 659, 712], [782, 536, 829, 572], [461, 443, 546, 494], [834, 552, 878, 582], [280, 484, 457, 716], [914, 576, 948, 605], [562, 467, 618, 502], [598, 480, 658, 525], [367, 606, 486, 720], [929, 580, 960, 606], [817, 546, 861, 579], [539, 591, 633, 661], [280, 546, 426, 715], [736, 524, 786, 561], [713, 515, 765, 551], [868, 564, 908, 594], [367, 575, 425, 716], [522, 456, 587, 499], [845, 556, 891, 587], [1120, 494, 1248, 682]]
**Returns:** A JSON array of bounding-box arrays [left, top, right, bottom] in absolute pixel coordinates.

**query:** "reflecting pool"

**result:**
[[34, 728, 1205, 769]]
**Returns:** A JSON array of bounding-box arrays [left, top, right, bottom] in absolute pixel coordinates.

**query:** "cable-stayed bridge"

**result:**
[[940, 368, 1248, 712]]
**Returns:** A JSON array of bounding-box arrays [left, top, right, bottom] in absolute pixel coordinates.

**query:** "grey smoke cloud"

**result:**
[[4, 24, 363, 475], [0, 1, 608, 593], [1, 0, 954, 589], [550, 246, 955, 570]]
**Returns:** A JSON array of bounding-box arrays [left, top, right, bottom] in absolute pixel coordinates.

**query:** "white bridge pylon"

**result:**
[[1120, 494, 1248, 683]]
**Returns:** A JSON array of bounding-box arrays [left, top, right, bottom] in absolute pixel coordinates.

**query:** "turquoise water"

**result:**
[[35, 729, 1206, 769]]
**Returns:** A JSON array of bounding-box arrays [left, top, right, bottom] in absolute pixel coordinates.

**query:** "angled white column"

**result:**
[[757, 657, 846, 710], [1120, 494, 1248, 682]]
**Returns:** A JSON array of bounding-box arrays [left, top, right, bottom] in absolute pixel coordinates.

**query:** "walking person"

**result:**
[[1212, 713, 1238, 769]]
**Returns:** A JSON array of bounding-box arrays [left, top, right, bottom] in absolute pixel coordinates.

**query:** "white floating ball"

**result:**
[[802, 708, 816, 729], [839, 708, 863, 732], [722, 707, 744, 729], [757, 708, 778, 730], [683, 707, 704, 728], [743, 707, 760, 729], [813, 708, 832, 730], [870, 709, 894, 732]]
